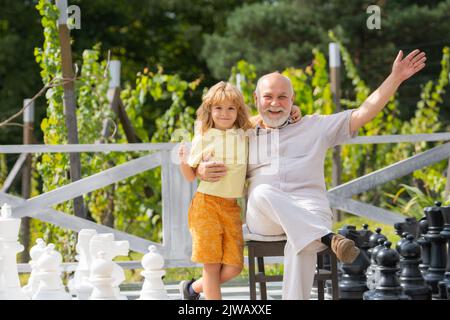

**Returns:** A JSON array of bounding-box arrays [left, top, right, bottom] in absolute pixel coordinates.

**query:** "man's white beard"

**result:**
[[261, 111, 290, 128]]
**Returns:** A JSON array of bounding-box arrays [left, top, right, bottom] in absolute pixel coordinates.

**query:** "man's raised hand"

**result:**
[[392, 49, 426, 82]]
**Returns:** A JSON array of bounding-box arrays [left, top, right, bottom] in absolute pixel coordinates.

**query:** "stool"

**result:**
[[244, 225, 339, 300]]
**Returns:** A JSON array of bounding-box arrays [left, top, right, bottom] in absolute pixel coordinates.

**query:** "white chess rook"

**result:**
[[89, 233, 129, 300], [89, 251, 116, 300], [0, 203, 29, 300], [32, 244, 72, 300], [139, 245, 168, 300], [68, 229, 98, 299], [23, 238, 47, 298]]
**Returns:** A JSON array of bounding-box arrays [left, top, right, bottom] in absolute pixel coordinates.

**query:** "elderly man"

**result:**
[[197, 49, 426, 299]]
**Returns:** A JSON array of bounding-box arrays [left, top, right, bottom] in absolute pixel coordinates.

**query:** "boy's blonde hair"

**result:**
[[196, 81, 252, 134]]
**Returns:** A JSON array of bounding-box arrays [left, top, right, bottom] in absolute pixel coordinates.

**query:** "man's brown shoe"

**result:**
[[331, 234, 360, 264]]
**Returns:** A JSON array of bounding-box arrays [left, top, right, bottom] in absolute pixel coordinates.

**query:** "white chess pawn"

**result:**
[[139, 245, 168, 300], [0, 203, 29, 300], [68, 229, 97, 299], [89, 234, 129, 300], [23, 238, 47, 298], [89, 251, 116, 300], [32, 244, 71, 300]]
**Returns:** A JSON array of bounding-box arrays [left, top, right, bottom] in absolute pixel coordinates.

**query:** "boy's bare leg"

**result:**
[[202, 263, 222, 300], [192, 264, 242, 295]]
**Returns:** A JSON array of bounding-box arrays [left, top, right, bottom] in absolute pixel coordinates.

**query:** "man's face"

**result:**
[[254, 75, 294, 128]]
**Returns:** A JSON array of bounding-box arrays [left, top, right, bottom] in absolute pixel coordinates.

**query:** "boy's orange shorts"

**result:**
[[188, 192, 244, 268]]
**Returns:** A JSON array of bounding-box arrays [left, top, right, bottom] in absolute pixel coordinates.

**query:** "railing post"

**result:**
[[329, 42, 343, 222], [56, 0, 85, 219], [160, 150, 196, 264], [20, 99, 34, 262]]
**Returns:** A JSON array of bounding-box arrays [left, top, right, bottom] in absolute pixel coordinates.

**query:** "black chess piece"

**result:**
[[337, 225, 370, 300], [368, 227, 387, 251], [396, 232, 409, 253], [363, 238, 386, 300], [394, 217, 419, 238], [438, 205, 450, 299], [358, 224, 373, 255], [399, 234, 432, 300], [423, 201, 447, 296], [364, 241, 410, 300], [417, 217, 431, 275]]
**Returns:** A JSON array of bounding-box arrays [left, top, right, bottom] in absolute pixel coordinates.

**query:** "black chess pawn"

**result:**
[[363, 238, 386, 300], [337, 225, 370, 300], [423, 201, 447, 296], [396, 232, 409, 253], [368, 227, 387, 255], [437, 205, 450, 299], [417, 217, 431, 275], [364, 241, 410, 300], [399, 234, 432, 300], [358, 224, 373, 256]]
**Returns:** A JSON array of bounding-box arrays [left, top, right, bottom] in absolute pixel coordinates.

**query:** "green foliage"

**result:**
[[202, 1, 328, 79], [333, 215, 400, 245], [0, 153, 6, 185], [384, 184, 442, 220], [229, 60, 257, 108]]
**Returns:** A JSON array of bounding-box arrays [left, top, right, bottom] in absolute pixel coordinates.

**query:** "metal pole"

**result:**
[[107, 60, 140, 143], [56, 0, 85, 219], [21, 99, 34, 262], [329, 42, 342, 222]]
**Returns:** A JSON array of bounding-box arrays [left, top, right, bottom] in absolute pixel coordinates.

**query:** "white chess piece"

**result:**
[[89, 251, 116, 300], [0, 203, 29, 300], [139, 245, 168, 300], [89, 233, 129, 300], [32, 244, 71, 300], [23, 238, 47, 298], [68, 229, 97, 299]]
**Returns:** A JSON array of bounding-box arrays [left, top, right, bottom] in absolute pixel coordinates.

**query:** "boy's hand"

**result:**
[[178, 142, 189, 164], [391, 49, 426, 82], [290, 105, 301, 123]]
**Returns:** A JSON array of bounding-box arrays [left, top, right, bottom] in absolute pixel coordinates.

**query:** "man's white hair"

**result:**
[[254, 72, 294, 96]]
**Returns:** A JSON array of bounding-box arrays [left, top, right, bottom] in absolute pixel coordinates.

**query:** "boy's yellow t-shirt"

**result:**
[[188, 128, 248, 198]]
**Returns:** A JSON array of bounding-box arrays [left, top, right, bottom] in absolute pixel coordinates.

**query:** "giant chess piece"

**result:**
[[139, 245, 169, 300], [399, 234, 431, 300], [89, 233, 129, 300], [337, 225, 370, 300], [364, 241, 410, 300], [394, 217, 419, 238], [395, 232, 409, 273], [89, 251, 116, 300], [0, 203, 29, 300], [423, 202, 447, 296], [363, 238, 386, 300], [68, 229, 97, 299], [367, 227, 387, 260], [395, 232, 410, 253], [23, 238, 47, 298], [358, 224, 373, 256], [438, 204, 450, 299], [32, 244, 72, 300], [417, 217, 431, 275]]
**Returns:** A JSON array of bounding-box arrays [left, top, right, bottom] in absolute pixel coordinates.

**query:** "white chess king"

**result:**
[[0, 203, 29, 300]]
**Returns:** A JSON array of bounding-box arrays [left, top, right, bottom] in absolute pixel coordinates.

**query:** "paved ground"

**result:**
[[121, 281, 329, 300]]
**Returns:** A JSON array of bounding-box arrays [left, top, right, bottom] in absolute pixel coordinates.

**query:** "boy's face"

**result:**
[[211, 103, 238, 130]]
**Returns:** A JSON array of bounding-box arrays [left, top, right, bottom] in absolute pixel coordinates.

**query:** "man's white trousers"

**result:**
[[246, 184, 332, 299]]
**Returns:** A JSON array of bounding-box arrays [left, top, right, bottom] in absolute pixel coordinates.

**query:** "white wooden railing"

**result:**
[[1, 132, 450, 268]]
